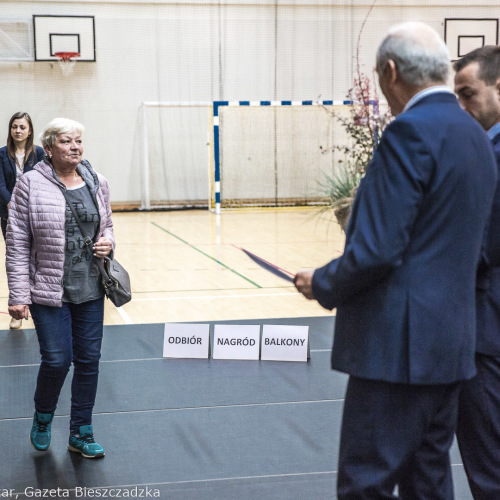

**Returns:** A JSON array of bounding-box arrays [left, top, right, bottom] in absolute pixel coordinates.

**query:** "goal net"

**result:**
[[140, 101, 368, 211], [141, 102, 213, 210], [211, 101, 358, 212]]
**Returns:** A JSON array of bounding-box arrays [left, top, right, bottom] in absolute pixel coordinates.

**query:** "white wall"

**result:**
[[1, 1, 499, 206]]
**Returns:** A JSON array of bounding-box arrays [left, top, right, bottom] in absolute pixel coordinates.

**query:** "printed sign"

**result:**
[[212, 324, 260, 360], [163, 323, 210, 358], [261, 325, 309, 362]]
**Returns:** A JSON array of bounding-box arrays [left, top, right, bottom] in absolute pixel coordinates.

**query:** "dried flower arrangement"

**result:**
[[318, 0, 392, 231]]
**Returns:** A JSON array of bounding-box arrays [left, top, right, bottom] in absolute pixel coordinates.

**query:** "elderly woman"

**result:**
[[6, 118, 114, 459]]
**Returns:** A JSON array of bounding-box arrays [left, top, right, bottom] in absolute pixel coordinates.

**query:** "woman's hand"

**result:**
[[9, 304, 29, 320], [94, 237, 113, 258]]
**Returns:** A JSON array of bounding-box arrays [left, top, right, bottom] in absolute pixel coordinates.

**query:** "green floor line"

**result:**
[[151, 222, 262, 288]]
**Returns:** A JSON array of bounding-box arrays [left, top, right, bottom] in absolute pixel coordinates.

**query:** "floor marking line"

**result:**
[[151, 222, 262, 288], [132, 292, 297, 302], [0, 350, 332, 369], [94, 399, 345, 414], [12, 464, 467, 496], [1, 399, 345, 422], [12, 471, 338, 496], [116, 306, 133, 324], [132, 286, 292, 294]]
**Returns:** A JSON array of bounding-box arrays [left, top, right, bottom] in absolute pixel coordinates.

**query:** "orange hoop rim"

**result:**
[[54, 51, 80, 61]]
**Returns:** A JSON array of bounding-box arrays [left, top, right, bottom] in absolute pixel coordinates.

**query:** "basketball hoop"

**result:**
[[54, 52, 80, 76]]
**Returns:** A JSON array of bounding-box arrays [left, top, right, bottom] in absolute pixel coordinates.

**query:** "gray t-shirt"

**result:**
[[62, 181, 104, 303]]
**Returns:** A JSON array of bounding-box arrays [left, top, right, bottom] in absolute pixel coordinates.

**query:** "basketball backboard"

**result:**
[[444, 18, 499, 62], [33, 15, 95, 62]]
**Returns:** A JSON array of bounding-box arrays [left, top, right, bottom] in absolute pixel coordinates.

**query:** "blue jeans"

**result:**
[[30, 297, 104, 435]]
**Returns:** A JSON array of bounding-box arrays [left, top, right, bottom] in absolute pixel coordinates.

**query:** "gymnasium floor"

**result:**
[[0, 209, 473, 498], [0, 208, 345, 329]]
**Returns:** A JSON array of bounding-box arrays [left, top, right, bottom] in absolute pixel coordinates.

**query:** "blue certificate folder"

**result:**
[[236, 246, 295, 283]]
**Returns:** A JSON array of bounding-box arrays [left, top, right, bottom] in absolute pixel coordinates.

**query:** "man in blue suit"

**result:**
[[453, 46, 500, 500], [295, 23, 498, 499]]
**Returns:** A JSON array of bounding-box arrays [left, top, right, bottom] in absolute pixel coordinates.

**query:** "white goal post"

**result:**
[[140, 100, 374, 212]]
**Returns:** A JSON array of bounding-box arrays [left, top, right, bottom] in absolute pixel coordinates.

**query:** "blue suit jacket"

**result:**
[[312, 92, 497, 385], [0, 145, 45, 218], [476, 131, 500, 356]]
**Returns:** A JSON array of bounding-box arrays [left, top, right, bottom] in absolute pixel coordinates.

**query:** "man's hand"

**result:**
[[293, 269, 315, 300]]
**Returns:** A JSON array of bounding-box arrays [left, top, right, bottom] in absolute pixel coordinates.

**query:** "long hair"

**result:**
[[6, 112, 36, 167]]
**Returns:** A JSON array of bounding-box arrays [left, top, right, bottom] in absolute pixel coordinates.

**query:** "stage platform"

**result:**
[[0, 316, 473, 499]]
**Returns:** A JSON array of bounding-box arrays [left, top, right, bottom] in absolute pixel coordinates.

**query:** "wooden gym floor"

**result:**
[[0, 208, 345, 328]]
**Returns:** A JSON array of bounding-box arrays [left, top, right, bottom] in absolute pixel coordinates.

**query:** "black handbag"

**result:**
[[59, 184, 132, 307], [96, 256, 132, 307]]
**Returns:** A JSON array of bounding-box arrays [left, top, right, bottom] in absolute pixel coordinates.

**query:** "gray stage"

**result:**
[[0, 317, 473, 499]]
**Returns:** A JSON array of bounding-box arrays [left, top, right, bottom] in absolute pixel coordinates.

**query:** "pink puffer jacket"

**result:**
[[6, 160, 115, 307]]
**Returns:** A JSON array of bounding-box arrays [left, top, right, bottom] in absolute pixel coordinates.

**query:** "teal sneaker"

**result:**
[[30, 411, 54, 451], [68, 425, 105, 458]]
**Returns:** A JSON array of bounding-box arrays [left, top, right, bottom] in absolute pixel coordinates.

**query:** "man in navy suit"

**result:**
[[453, 46, 500, 500], [294, 23, 498, 499]]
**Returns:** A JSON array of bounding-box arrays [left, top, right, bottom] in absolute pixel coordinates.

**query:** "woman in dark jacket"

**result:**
[[0, 112, 45, 329]]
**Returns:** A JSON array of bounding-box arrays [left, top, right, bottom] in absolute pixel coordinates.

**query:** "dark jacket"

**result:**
[[476, 131, 500, 356], [0, 145, 45, 218], [312, 92, 497, 385]]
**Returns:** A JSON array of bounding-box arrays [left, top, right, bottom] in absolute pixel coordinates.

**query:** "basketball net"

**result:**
[[54, 52, 80, 76]]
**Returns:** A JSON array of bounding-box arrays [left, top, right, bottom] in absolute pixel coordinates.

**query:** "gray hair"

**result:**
[[376, 22, 450, 86], [39, 117, 85, 147]]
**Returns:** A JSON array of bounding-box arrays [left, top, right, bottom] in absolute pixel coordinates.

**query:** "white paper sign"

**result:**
[[212, 324, 260, 360], [163, 323, 210, 358], [261, 325, 309, 362]]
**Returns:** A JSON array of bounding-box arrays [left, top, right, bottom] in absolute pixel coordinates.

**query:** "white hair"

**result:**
[[376, 22, 450, 86], [39, 118, 85, 147]]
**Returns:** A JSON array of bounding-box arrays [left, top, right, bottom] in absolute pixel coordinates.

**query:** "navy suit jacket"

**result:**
[[0, 145, 45, 218], [312, 92, 497, 385], [476, 131, 500, 356]]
